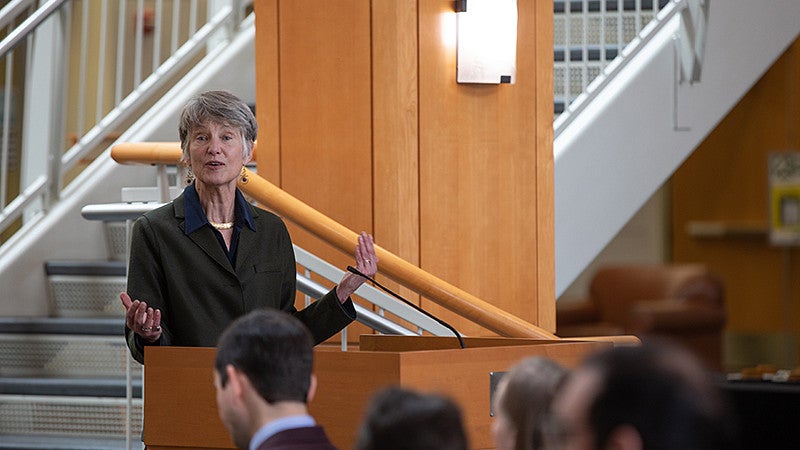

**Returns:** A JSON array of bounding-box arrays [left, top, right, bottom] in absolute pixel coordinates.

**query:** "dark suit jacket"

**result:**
[[125, 191, 354, 363], [256, 426, 338, 450]]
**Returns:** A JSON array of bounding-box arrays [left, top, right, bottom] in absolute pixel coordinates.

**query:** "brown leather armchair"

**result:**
[[556, 264, 726, 370]]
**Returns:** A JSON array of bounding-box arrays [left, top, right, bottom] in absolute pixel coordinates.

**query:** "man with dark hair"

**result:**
[[546, 340, 738, 450], [213, 308, 337, 450], [354, 386, 469, 450]]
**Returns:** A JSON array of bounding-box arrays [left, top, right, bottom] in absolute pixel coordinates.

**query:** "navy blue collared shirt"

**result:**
[[183, 184, 256, 268]]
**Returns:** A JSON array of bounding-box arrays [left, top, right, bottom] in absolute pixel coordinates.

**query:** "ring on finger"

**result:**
[[142, 327, 151, 332], [154, 326, 161, 332]]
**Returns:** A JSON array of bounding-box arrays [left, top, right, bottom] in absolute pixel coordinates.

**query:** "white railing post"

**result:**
[[678, 0, 709, 83], [20, 1, 68, 218]]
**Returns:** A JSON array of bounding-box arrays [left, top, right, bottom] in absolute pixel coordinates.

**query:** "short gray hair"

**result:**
[[178, 90, 257, 164]]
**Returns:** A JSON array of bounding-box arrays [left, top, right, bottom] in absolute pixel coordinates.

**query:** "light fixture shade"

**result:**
[[456, 0, 518, 84]]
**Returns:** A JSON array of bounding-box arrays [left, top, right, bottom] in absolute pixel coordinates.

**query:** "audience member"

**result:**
[[354, 386, 468, 450], [492, 356, 568, 450], [213, 308, 337, 450], [545, 339, 738, 450]]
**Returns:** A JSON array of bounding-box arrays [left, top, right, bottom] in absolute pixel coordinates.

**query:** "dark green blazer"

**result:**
[[125, 192, 354, 364]]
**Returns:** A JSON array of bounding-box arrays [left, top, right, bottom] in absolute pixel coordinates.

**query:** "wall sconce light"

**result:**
[[455, 0, 518, 84]]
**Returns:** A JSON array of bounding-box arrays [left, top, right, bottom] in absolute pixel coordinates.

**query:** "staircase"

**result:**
[[0, 254, 143, 449], [554, 0, 800, 296]]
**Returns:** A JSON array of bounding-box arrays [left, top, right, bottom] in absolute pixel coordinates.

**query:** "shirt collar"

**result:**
[[249, 414, 316, 450], [183, 184, 256, 235]]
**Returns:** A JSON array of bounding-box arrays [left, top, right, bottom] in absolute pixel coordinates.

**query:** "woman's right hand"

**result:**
[[120, 292, 163, 343], [335, 232, 378, 302]]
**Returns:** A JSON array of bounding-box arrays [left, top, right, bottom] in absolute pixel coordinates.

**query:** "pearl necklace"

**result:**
[[210, 221, 234, 230]]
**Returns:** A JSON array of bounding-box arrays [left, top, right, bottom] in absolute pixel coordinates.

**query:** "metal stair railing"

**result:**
[[554, 0, 707, 134], [554, 0, 670, 115], [0, 0, 251, 248]]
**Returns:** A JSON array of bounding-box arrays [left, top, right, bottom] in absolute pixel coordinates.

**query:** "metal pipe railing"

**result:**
[[295, 275, 417, 337], [0, 0, 67, 57], [0, 0, 39, 31], [0, 1, 250, 246], [59, 4, 235, 172], [0, 175, 47, 231]]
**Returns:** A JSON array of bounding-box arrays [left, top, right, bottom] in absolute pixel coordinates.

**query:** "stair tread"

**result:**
[[0, 434, 142, 450], [0, 376, 142, 398], [45, 260, 127, 277], [553, 0, 667, 13], [554, 45, 620, 62], [0, 317, 124, 335]]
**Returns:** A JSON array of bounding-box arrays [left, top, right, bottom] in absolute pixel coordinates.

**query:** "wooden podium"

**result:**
[[143, 336, 610, 449]]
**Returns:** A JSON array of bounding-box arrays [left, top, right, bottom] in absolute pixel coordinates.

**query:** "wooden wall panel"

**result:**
[[417, 1, 553, 335], [254, 0, 555, 336], [253, 0, 280, 183], [256, 0, 374, 341], [673, 40, 800, 339], [277, 0, 373, 236], [533, 0, 556, 330], [372, 0, 421, 303]]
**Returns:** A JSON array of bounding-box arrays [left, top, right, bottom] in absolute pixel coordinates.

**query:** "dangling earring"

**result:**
[[185, 167, 194, 185], [240, 166, 248, 183]]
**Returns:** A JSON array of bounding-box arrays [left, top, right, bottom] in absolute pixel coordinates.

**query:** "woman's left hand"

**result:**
[[336, 232, 378, 302]]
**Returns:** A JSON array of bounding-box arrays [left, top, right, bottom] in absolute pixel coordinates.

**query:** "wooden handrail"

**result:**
[[112, 142, 558, 339], [112, 142, 184, 164], [110, 142, 258, 164], [561, 335, 642, 347]]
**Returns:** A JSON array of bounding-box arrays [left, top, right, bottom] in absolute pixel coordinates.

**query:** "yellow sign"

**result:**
[[769, 152, 800, 246]]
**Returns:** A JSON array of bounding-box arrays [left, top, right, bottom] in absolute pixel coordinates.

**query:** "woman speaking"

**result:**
[[120, 90, 377, 364]]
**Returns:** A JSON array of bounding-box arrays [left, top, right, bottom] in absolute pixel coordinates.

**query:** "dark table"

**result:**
[[720, 380, 800, 449]]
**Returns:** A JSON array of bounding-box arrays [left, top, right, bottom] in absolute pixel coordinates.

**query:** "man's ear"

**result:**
[[307, 374, 318, 403], [225, 364, 246, 400], [605, 425, 643, 450]]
